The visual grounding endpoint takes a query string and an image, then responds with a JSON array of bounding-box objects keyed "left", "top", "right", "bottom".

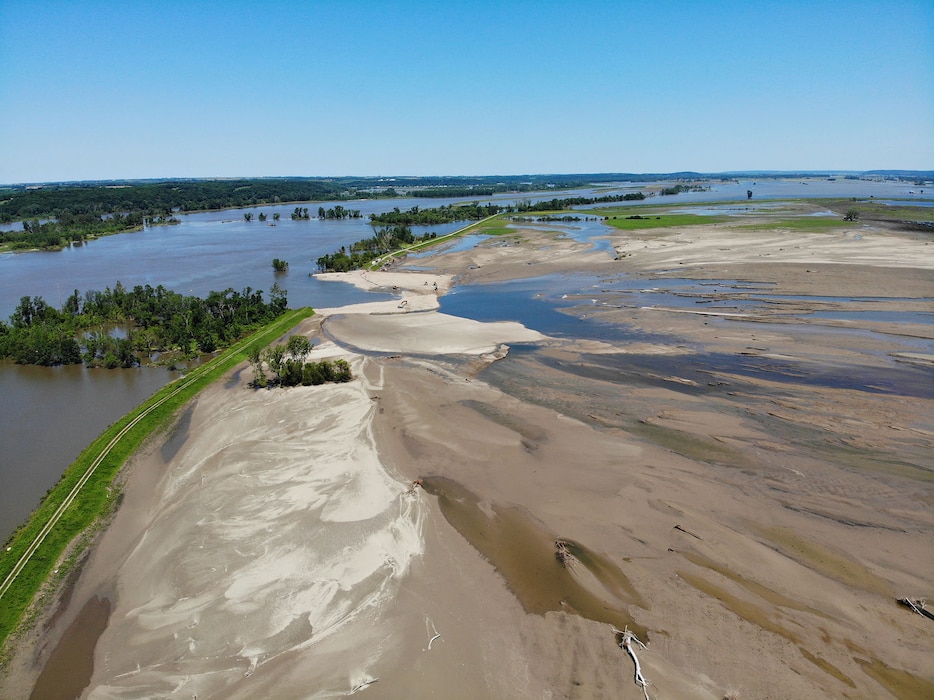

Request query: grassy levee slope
[{"left": 0, "top": 307, "right": 314, "bottom": 650}]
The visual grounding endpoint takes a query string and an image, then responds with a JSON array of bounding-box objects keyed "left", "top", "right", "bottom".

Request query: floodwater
[
  {"left": 0, "top": 363, "right": 171, "bottom": 540},
  {"left": 440, "top": 271, "right": 934, "bottom": 400},
  {"left": 0, "top": 178, "right": 928, "bottom": 542},
  {"left": 0, "top": 186, "right": 590, "bottom": 541}
]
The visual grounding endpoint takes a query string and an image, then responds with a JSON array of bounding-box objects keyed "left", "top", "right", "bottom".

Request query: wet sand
[{"left": 3, "top": 212, "right": 933, "bottom": 699}]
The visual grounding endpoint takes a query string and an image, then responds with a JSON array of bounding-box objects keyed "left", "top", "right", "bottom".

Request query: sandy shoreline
[{"left": 3, "top": 214, "right": 933, "bottom": 698}]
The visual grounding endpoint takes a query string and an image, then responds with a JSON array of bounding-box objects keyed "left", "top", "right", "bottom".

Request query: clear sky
[{"left": 1, "top": 0, "right": 931, "bottom": 183}]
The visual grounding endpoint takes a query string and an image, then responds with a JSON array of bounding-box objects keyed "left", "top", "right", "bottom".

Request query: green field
[
  {"left": 598, "top": 212, "right": 728, "bottom": 230},
  {"left": 0, "top": 308, "right": 314, "bottom": 650},
  {"left": 739, "top": 217, "right": 852, "bottom": 232},
  {"left": 815, "top": 198, "right": 934, "bottom": 223}
]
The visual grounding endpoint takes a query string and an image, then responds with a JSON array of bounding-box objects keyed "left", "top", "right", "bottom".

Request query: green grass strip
[
  {"left": 0, "top": 308, "right": 313, "bottom": 648},
  {"left": 738, "top": 218, "right": 850, "bottom": 231},
  {"left": 599, "top": 213, "right": 728, "bottom": 230}
]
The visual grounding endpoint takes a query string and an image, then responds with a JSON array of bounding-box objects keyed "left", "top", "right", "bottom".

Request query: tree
[
  {"left": 273, "top": 212, "right": 280, "bottom": 221},
  {"left": 280, "top": 358, "right": 304, "bottom": 386},
  {"left": 272, "top": 258, "right": 289, "bottom": 272},
  {"left": 747, "top": 190, "right": 753, "bottom": 200},
  {"left": 843, "top": 209, "right": 860, "bottom": 222},
  {"left": 269, "top": 282, "right": 288, "bottom": 313},
  {"left": 247, "top": 345, "right": 266, "bottom": 387},
  {"left": 263, "top": 344, "right": 286, "bottom": 382},
  {"left": 333, "top": 358, "right": 352, "bottom": 382},
  {"left": 287, "top": 334, "right": 311, "bottom": 362},
  {"left": 258, "top": 212, "right": 267, "bottom": 222},
  {"left": 64, "top": 289, "right": 81, "bottom": 316},
  {"left": 244, "top": 212, "right": 253, "bottom": 222}
]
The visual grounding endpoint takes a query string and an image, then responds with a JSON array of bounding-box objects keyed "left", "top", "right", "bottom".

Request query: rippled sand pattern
[{"left": 89, "top": 353, "right": 424, "bottom": 698}]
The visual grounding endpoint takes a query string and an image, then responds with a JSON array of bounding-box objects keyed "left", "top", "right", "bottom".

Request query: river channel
[{"left": 0, "top": 178, "right": 927, "bottom": 541}]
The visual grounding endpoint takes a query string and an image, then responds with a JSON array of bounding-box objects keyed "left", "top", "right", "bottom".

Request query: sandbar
[{"left": 3, "top": 211, "right": 933, "bottom": 699}]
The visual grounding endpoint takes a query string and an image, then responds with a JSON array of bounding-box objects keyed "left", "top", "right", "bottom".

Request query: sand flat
[{"left": 4, "top": 214, "right": 933, "bottom": 699}]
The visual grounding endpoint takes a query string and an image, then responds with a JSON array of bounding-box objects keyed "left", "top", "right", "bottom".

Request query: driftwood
[
  {"left": 554, "top": 539, "right": 573, "bottom": 565},
  {"left": 898, "top": 597, "right": 934, "bottom": 621},
  {"left": 614, "top": 626, "right": 651, "bottom": 700},
  {"left": 673, "top": 524, "right": 702, "bottom": 540},
  {"left": 351, "top": 678, "right": 379, "bottom": 693}
]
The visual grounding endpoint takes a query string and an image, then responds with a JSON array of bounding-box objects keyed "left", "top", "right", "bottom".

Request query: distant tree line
[
  {"left": 369, "top": 202, "right": 507, "bottom": 226},
  {"left": 515, "top": 192, "right": 646, "bottom": 211},
  {"left": 659, "top": 184, "right": 710, "bottom": 196},
  {"left": 0, "top": 176, "right": 665, "bottom": 225},
  {"left": 0, "top": 283, "right": 288, "bottom": 367},
  {"left": 0, "top": 211, "right": 179, "bottom": 250},
  {"left": 316, "top": 225, "right": 438, "bottom": 272},
  {"left": 0, "top": 179, "right": 376, "bottom": 223},
  {"left": 17, "top": 171, "right": 912, "bottom": 224},
  {"left": 248, "top": 334, "right": 352, "bottom": 388},
  {"left": 410, "top": 184, "right": 536, "bottom": 198}
]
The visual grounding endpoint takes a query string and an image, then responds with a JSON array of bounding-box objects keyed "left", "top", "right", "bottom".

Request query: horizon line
[{"left": 3, "top": 168, "right": 932, "bottom": 188}]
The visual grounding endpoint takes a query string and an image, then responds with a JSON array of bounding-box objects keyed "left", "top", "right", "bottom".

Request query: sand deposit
[{"left": 4, "top": 212, "right": 933, "bottom": 699}]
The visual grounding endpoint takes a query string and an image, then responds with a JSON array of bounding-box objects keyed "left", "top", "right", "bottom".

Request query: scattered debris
[
  {"left": 428, "top": 633, "right": 442, "bottom": 650},
  {"left": 554, "top": 539, "right": 573, "bottom": 565},
  {"left": 614, "top": 626, "right": 651, "bottom": 700},
  {"left": 673, "top": 524, "right": 702, "bottom": 540},
  {"left": 351, "top": 678, "right": 379, "bottom": 693},
  {"left": 898, "top": 597, "right": 934, "bottom": 621}
]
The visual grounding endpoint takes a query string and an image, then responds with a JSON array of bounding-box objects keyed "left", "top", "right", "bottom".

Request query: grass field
[
  {"left": 739, "top": 217, "right": 852, "bottom": 231},
  {"left": 815, "top": 198, "right": 934, "bottom": 223},
  {"left": 598, "top": 212, "right": 728, "bottom": 230},
  {"left": 0, "top": 308, "right": 314, "bottom": 650}
]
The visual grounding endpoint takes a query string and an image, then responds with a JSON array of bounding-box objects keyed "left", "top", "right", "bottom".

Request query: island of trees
[
  {"left": 316, "top": 225, "right": 438, "bottom": 272},
  {"left": 247, "top": 334, "right": 352, "bottom": 388},
  {"left": 0, "top": 283, "right": 289, "bottom": 368}
]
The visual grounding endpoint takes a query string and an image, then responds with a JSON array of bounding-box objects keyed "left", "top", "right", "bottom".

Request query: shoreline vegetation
[
  {"left": 0, "top": 308, "right": 314, "bottom": 651},
  {"left": 0, "top": 283, "right": 289, "bottom": 368}
]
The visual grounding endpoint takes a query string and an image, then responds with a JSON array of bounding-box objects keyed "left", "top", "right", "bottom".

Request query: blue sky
[{"left": 1, "top": 0, "right": 931, "bottom": 183}]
